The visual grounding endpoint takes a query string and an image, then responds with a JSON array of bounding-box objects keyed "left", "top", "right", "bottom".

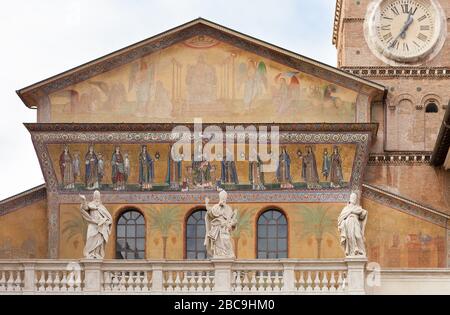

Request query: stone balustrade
[{"left": 0, "top": 259, "right": 367, "bottom": 295}]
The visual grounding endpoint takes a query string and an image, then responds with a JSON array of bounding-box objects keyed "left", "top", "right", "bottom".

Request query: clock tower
[{"left": 334, "top": 0, "right": 449, "bottom": 152}]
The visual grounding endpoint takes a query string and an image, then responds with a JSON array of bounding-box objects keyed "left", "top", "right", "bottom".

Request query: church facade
[{"left": 0, "top": 0, "right": 449, "bottom": 295}]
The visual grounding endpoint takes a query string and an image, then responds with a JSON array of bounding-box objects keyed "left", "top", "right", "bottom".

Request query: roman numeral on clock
[
  {"left": 402, "top": 4, "right": 418, "bottom": 15},
  {"left": 381, "top": 25, "right": 391, "bottom": 31},
  {"left": 403, "top": 43, "right": 409, "bottom": 51},
  {"left": 418, "top": 15, "right": 427, "bottom": 22},
  {"left": 417, "top": 33, "right": 428, "bottom": 42},
  {"left": 383, "top": 33, "right": 393, "bottom": 41},
  {"left": 391, "top": 6, "right": 400, "bottom": 15},
  {"left": 420, "top": 25, "right": 430, "bottom": 31}
]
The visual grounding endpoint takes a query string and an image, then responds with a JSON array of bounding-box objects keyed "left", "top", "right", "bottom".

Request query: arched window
[
  {"left": 257, "top": 210, "right": 288, "bottom": 259},
  {"left": 116, "top": 210, "right": 145, "bottom": 259},
  {"left": 425, "top": 102, "right": 439, "bottom": 113},
  {"left": 186, "top": 210, "right": 207, "bottom": 260}
]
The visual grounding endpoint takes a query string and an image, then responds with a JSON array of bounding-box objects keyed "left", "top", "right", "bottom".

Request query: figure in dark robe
[
  {"left": 221, "top": 161, "right": 239, "bottom": 185},
  {"left": 330, "top": 146, "right": 344, "bottom": 188},
  {"left": 192, "top": 154, "right": 212, "bottom": 189},
  {"left": 59, "top": 145, "right": 75, "bottom": 190},
  {"left": 112, "top": 146, "right": 126, "bottom": 191},
  {"left": 276, "top": 147, "right": 294, "bottom": 189},
  {"left": 139, "top": 145, "right": 154, "bottom": 190},
  {"left": 249, "top": 150, "right": 265, "bottom": 190},
  {"left": 322, "top": 149, "right": 331, "bottom": 181},
  {"left": 166, "top": 145, "right": 182, "bottom": 190},
  {"left": 302, "top": 146, "right": 321, "bottom": 189},
  {"left": 85, "top": 145, "right": 99, "bottom": 190}
]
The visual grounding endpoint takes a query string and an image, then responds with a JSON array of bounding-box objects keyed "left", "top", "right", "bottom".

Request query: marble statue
[
  {"left": 204, "top": 190, "right": 237, "bottom": 259},
  {"left": 79, "top": 191, "right": 113, "bottom": 259},
  {"left": 338, "top": 192, "right": 368, "bottom": 257}
]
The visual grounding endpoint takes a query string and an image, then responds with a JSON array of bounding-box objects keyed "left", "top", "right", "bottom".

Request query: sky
[{"left": 0, "top": 0, "right": 337, "bottom": 200}]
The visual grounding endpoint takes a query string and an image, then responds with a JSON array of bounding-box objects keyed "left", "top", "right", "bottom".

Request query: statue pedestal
[
  {"left": 81, "top": 259, "right": 104, "bottom": 294},
  {"left": 345, "top": 256, "right": 368, "bottom": 295},
  {"left": 211, "top": 259, "right": 235, "bottom": 294}
]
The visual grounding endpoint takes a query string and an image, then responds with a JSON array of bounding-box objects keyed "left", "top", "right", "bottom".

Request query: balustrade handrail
[{"left": 0, "top": 258, "right": 367, "bottom": 295}]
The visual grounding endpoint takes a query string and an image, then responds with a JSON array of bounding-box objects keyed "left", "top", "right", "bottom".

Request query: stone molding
[
  {"left": 362, "top": 184, "right": 449, "bottom": 228},
  {"left": 0, "top": 185, "right": 46, "bottom": 217}
]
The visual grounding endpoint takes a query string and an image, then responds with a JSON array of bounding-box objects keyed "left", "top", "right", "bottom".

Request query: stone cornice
[
  {"left": 24, "top": 122, "right": 379, "bottom": 138},
  {"left": 341, "top": 67, "right": 450, "bottom": 78},
  {"left": 0, "top": 185, "right": 46, "bottom": 217},
  {"left": 362, "top": 184, "right": 449, "bottom": 228}
]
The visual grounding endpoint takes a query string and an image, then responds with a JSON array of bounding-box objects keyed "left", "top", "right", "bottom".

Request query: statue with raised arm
[
  {"left": 204, "top": 190, "right": 237, "bottom": 259},
  {"left": 338, "top": 192, "right": 368, "bottom": 257},
  {"left": 79, "top": 191, "right": 113, "bottom": 259}
]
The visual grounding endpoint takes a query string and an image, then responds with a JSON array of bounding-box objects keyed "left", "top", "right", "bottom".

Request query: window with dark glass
[
  {"left": 116, "top": 210, "right": 145, "bottom": 259},
  {"left": 257, "top": 210, "right": 288, "bottom": 259},
  {"left": 186, "top": 210, "right": 207, "bottom": 260},
  {"left": 425, "top": 102, "right": 439, "bottom": 113}
]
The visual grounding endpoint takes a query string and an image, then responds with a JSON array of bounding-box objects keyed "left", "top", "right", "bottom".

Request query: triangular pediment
[{"left": 18, "top": 18, "right": 385, "bottom": 123}]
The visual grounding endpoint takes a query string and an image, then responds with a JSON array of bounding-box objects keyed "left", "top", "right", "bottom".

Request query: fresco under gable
[{"left": 47, "top": 35, "right": 358, "bottom": 123}]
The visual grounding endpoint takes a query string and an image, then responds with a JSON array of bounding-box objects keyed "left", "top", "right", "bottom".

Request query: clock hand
[
  {"left": 388, "top": 13, "right": 414, "bottom": 49},
  {"left": 400, "top": 13, "right": 414, "bottom": 39}
]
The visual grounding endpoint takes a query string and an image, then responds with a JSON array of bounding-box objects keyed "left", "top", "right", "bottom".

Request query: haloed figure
[
  {"left": 330, "top": 146, "right": 344, "bottom": 188},
  {"left": 85, "top": 145, "right": 99, "bottom": 190},
  {"left": 112, "top": 146, "right": 126, "bottom": 191},
  {"left": 139, "top": 145, "right": 155, "bottom": 190},
  {"left": 249, "top": 148, "right": 265, "bottom": 190},
  {"left": 302, "top": 146, "right": 321, "bottom": 189},
  {"left": 59, "top": 145, "right": 75, "bottom": 189},
  {"left": 276, "top": 147, "right": 294, "bottom": 189},
  {"left": 322, "top": 149, "right": 331, "bottom": 181},
  {"left": 97, "top": 153, "right": 105, "bottom": 187}
]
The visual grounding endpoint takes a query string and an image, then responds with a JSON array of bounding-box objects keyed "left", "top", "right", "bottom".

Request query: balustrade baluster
[
  {"left": 166, "top": 272, "right": 174, "bottom": 293},
  {"left": 126, "top": 272, "right": 135, "bottom": 293},
  {"left": 53, "top": 272, "right": 61, "bottom": 293},
  {"left": 329, "top": 272, "right": 337, "bottom": 293},
  {"left": 297, "top": 271, "right": 305, "bottom": 292},
  {"left": 0, "top": 271, "right": 6, "bottom": 292},
  {"left": 60, "top": 272, "right": 68, "bottom": 292},
  {"left": 306, "top": 271, "right": 313, "bottom": 293},
  {"left": 38, "top": 272, "right": 46, "bottom": 292}
]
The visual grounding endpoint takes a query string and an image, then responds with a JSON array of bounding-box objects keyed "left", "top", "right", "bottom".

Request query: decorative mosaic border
[
  {"left": 368, "top": 152, "right": 433, "bottom": 166},
  {"left": 362, "top": 184, "right": 450, "bottom": 228},
  {"left": 342, "top": 67, "right": 450, "bottom": 78},
  {"left": 28, "top": 128, "right": 373, "bottom": 197},
  {"left": 0, "top": 185, "right": 46, "bottom": 217}
]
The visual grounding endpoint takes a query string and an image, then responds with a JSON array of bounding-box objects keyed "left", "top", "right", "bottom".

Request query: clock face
[{"left": 366, "top": 0, "right": 445, "bottom": 63}]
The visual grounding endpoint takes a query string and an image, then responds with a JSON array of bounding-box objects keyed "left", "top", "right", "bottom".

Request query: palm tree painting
[
  {"left": 297, "top": 206, "right": 337, "bottom": 259},
  {"left": 148, "top": 207, "right": 181, "bottom": 259},
  {"left": 231, "top": 207, "right": 255, "bottom": 257},
  {"left": 62, "top": 212, "right": 88, "bottom": 249}
]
